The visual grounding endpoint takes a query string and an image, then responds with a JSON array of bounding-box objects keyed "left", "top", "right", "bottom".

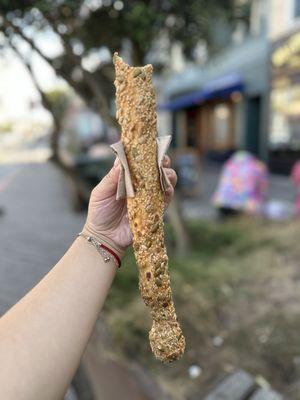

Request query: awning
[{"left": 160, "top": 72, "right": 244, "bottom": 111}]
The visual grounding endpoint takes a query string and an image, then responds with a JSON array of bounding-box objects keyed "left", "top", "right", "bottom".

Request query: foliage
[
  {"left": 0, "top": 121, "right": 13, "bottom": 133},
  {"left": 104, "top": 218, "right": 300, "bottom": 399},
  {"left": 0, "top": 0, "right": 250, "bottom": 123},
  {"left": 1, "top": 1, "right": 240, "bottom": 58},
  {"left": 106, "top": 217, "right": 267, "bottom": 310},
  {"left": 44, "top": 88, "right": 72, "bottom": 122}
]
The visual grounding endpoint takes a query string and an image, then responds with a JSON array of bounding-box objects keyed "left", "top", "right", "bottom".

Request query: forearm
[{"left": 0, "top": 236, "right": 117, "bottom": 400}]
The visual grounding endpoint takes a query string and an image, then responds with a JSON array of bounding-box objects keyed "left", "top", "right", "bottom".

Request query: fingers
[
  {"left": 92, "top": 155, "right": 176, "bottom": 204},
  {"left": 162, "top": 155, "right": 177, "bottom": 192},
  {"left": 162, "top": 154, "right": 177, "bottom": 206},
  {"left": 164, "top": 168, "right": 177, "bottom": 206},
  {"left": 164, "top": 184, "right": 174, "bottom": 206},
  {"left": 162, "top": 155, "right": 171, "bottom": 168},
  {"left": 92, "top": 161, "right": 121, "bottom": 200},
  {"left": 164, "top": 168, "right": 177, "bottom": 188}
]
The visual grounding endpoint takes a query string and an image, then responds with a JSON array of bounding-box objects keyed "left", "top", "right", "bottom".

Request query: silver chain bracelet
[{"left": 78, "top": 232, "right": 121, "bottom": 268}]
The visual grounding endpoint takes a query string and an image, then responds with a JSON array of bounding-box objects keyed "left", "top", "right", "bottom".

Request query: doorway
[{"left": 245, "top": 96, "right": 261, "bottom": 156}]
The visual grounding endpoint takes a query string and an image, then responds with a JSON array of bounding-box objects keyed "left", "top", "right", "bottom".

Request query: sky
[{"left": 0, "top": 29, "right": 66, "bottom": 125}]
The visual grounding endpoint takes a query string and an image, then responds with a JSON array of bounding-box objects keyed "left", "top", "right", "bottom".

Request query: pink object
[
  {"left": 213, "top": 151, "right": 268, "bottom": 214},
  {"left": 291, "top": 160, "right": 300, "bottom": 215}
]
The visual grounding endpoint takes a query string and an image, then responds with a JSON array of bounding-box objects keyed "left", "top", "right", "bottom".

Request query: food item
[{"left": 113, "top": 53, "right": 185, "bottom": 362}]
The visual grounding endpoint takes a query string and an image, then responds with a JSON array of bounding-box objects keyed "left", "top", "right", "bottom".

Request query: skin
[{"left": 0, "top": 155, "right": 176, "bottom": 400}]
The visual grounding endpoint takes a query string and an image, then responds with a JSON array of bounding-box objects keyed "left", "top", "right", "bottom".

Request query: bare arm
[
  {"left": 0, "top": 237, "right": 117, "bottom": 400},
  {"left": 0, "top": 156, "right": 176, "bottom": 400}
]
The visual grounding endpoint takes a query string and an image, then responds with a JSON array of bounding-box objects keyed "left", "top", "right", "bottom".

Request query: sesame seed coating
[{"left": 113, "top": 53, "right": 185, "bottom": 362}]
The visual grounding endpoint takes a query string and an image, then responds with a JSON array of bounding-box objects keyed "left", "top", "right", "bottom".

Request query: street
[
  {"left": 0, "top": 162, "right": 84, "bottom": 315},
  {"left": 181, "top": 161, "right": 296, "bottom": 220}
]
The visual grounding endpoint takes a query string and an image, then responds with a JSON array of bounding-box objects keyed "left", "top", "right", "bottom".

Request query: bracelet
[{"left": 78, "top": 232, "right": 121, "bottom": 268}]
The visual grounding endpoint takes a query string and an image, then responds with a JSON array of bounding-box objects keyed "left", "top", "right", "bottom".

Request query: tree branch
[
  {"left": 2, "top": 17, "right": 57, "bottom": 69},
  {"left": 41, "top": 15, "right": 116, "bottom": 124},
  {"left": 4, "top": 33, "right": 63, "bottom": 158},
  {"left": 1, "top": 16, "right": 115, "bottom": 125},
  {"left": 6, "top": 38, "right": 58, "bottom": 127}
]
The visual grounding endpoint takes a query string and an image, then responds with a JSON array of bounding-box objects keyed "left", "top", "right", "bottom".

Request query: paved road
[
  {"left": 0, "top": 162, "right": 85, "bottom": 315},
  {"left": 182, "top": 162, "right": 296, "bottom": 220}
]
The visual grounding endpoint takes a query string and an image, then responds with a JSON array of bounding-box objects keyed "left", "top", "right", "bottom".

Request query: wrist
[{"left": 82, "top": 224, "right": 126, "bottom": 260}]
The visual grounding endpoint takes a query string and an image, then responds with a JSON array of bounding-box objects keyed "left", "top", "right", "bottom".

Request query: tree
[
  {"left": 43, "top": 88, "right": 72, "bottom": 158},
  {"left": 0, "top": 0, "right": 250, "bottom": 253},
  {"left": 4, "top": 36, "right": 71, "bottom": 158},
  {"left": 0, "top": 1, "right": 246, "bottom": 131}
]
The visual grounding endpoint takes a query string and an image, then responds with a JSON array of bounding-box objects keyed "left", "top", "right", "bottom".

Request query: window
[
  {"left": 213, "top": 104, "right": 231, "bottom": 147},
  {"left": 270, "top": 82, "right": 300, "bottom": 148},
  {"left": 295, "top": 0, "right": 300, "bottom": 18}
]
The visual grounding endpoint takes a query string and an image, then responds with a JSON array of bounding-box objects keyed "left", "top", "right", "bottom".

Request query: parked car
[{"left": 58, "top": 105, "right": 115, "bottom": 210}]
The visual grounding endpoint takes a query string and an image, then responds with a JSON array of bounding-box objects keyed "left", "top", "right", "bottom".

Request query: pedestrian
[
  {"left": 0, "top": 156, "right": 177, "bottom": 400},
  {"left": 291, "top": 160, "right": 300, "bottom": 216},
  {"left": 212, "top": 150, "right": 268, "bottom": 218}
]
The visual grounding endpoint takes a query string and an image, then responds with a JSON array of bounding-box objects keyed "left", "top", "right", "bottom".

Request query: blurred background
[{"left": 1, "top": 0, "right": 300, "bottom": 399}]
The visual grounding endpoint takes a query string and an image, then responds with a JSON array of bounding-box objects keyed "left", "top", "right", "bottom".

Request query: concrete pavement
[
  {"left": 0, "top": 162, "right": 84, "bottom": 315},
  {"left": 181, "top": 162, "right": 296, "bottom": 220}
]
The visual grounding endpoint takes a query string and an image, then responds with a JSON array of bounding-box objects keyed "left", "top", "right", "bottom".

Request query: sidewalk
[
  {"left": 0, "top": 162, "right": 84, "bottom": 315},
  {"left": 181, "top": 162, "right": 296, "bottom": 220}
]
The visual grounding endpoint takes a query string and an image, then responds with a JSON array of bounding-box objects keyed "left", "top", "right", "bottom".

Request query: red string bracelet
[
  {"left": 100, "top": 242, "right": 122, "bottom": 268},
  {"left": 78, "top": 233, "right": 121, "bottom": 268}
]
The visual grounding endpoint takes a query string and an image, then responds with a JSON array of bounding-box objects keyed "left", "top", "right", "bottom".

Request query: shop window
[
  {"left": 295, "top": 0, "right": 300, "bottom": 18},
  {"left": 213, "top": 104, "right": 231, "bottom": 148},
  {"left": 186, "top": 108, "right": 199, "bottom": 148},
  {"left": 270, "top": 83, "right": 300, "bottom": 148}
]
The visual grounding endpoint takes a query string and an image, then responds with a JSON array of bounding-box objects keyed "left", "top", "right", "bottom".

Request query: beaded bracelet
[{"left": 78, "top": 232, "right": 121, "bottom": 268}]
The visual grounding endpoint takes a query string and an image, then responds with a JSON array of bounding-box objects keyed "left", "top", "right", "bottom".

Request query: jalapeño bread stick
[{"left": 113, "top": 53, "right": 185, "bottom": 362}]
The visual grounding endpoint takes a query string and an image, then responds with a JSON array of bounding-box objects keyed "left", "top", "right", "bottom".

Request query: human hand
[{"left": 83, "top": 155, "right": 177, "bottom": 256}]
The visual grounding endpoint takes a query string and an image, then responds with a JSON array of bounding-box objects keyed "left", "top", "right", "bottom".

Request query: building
[
  {"left": 268, "top": 0, "right": 300, "bottom": 173},
  {"left": 161, "top": 38, "right": 269, "bottom": 161},
  {"left": 160, "top": 0, "right": 270, "bottom": 162},
  {"left": 268, "top": 0, "right": 300, "bottom": 40}
]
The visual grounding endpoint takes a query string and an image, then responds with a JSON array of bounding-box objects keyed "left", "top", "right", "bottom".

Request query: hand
[{"left": 83, "top": 155, "right": 177, "bottom": 254}]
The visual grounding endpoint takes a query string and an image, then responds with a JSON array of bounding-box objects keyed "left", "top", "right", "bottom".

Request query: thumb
[{"left": 93, "top": 162, "right": 121, "bottom": 200}]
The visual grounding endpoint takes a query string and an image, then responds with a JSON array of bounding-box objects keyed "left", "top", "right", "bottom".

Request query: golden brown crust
[{"left": 113, "top": 53, "right": 185, "bottom": 362}]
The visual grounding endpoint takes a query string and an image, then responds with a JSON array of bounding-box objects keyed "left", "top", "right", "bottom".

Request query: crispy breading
[{"left": 113, "top": 53, "right": 185, "bottom": 362}]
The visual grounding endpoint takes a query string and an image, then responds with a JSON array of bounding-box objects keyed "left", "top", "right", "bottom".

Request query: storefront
[
  {"left": 185, "top": 101, "right": 237, "bottom": 155},
  {"left": 162, "top": 73, "right": 244, "bottom": 161},
  {"left": 161, "top": 37, "right": 269, "bottom": 162},
  {"left": 185, "top": 95, "right": 241, "bottom": 161},
  {"left": 269, "top": 29, "right": 300, "bottom": 174}
]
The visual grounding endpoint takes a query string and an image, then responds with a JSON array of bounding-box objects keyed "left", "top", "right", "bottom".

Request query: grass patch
[
  {"left": 104, "top": 249, "right": 138, "bottom": 310},
  {"left": 103, "top": 218, "right": 300, "bottom": 399}
]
